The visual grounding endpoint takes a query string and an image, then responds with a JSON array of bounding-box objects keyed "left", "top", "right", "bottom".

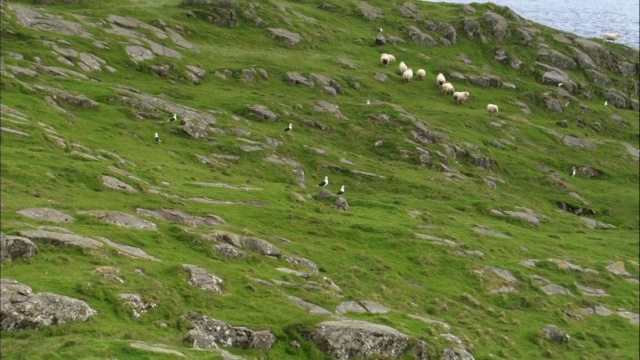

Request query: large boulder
[
  {"left": 268, "top": 28, "right": 302, "bottom": 47},
  {"left": 443, "top": 347, "right": 475, "bottom": 360},
  {"left": 398, "top": 3, "right": 420, "bottom": 19},
  {"left": 584, "top": 69, "right": 612, "bottom": 87},
  {"left": 1, "top": 279, "right": 96, "bottom": 331},
  {"left": 405, "top": 26, "right": 438, "bottom": 46},
  {"left": 135, "top": 208, "right": 224, "bottom": 227},
  {"left": 185, "top": 312, "right": 276, "bottom": 350},
  {"left": 603, "top": 88, "right": 628, "bottom": 109},
  {"left": 573, "top": 38, "right": 615, "bottom": 71},
  {"left": 358, "top": 1, "right": 383, "bottom": 20},
  {"left": 542, "top": 324, "right": 570, "bottom": 344},
  {"left": 16, "top": 208, "right": 75, "bottom": 223},
  {"left": 283, "top": 72, "right": 314, "bottom": 87},
  {"left": 247, "top": 104, "right": 278, "bottom": 121},
  {"left": 18, "top": 230, "right": 103, "bottom": 249},
  {"left": 571, "top": 47, "right": 597, "bottom": 69},
  {"left": 537, "top": 48, "right": 577, "bottom": 69},
  {"left": 182, "top": 264, "right": 224, "bottom": 294},
  {"left": 309, "top": 320, "right": 409, "bottom": 359},
  {"left": 483, "top": 11, "right": 509, "bottom": 41},
  {"left": 77, "top": 210, "right": 157, "bottom": 231},
  {"left": 1, "top": 234, "right": 38, "bottom": 264}
]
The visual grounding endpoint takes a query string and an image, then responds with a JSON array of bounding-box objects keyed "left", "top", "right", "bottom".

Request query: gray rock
[
  {"left": 310, "top": 320, "right": 408, "bottom": 360},
  {"left": 268, "top": 28, "right": 302, "bottom": 47},
  {"left": 182, "top": 264, "right": 224, "bottom": 294},
  {"left": 125, "top": 45, "right": 155, "bottom": 62},
  {"left": 405, "top": 26, "right": 438, "bottom": 46},
  {"left": 247, "top": 104, "right": 278, "bottom": 121},
  {"left": 472, "top": 226, "right": 510, "bottom": 238},
  {"left": 573, "top": 38, "right": 614, "bottom": 71},
  {"left": 374, "top": 72, "right": 388, "bottom": 82},
  {"left": 284, "top": 255, "right": 318, "bottom": 275},
  {"left": 474, "top": 266, "right": 518, "bottom": 283},
  {"left": 317, "top": 189, "right": 334, "bottom": 200},
  {"left": 1, "top": 279, "right": 97, "bottom": 331},
  {"left": 540, "top": 284, "right": 573, "bottom": 296},
  {"left": 358, "top": 1, "right": 383, "bottom": 20},
  {"left": 283, "top": 72, "right": 314, "bottom": 87},
  {"left": 537, "top": 48, "right": 577, "bottom": 69},
  {"left": 102, "top": 175, "right": 137, "bottom": 192},
  {"left": 186, "top": 312, "right": 276, "bottom": 350},
  {"left": 571, "top": 47, "right": 597, "bottom": 69},
  {"left": 77, "top": 210, "right": 157, "bottom": 231},
  {"left": 617, "top": 310, "right": 639, "bottom": 325},
  {"left": 491, "top": 207, "right": 544, "bottom": 227},
  {"left": 337, "top": 58, "right": 358, "bottom": 70},
  {"left": 288, "top": 296, "right": 333, "bottom": 316},
  {"left": 467, "top": 75, "right": 501, "bottom": 88},
  {"left": 606, "top": 261, "right": 631, "bottom": 277},
  {"left": 96, "top": 237, "right": 160, "bottom": 261},
  {"left": 213, "top": 244, "right": 247, "bottom": 258},
  {"left": 186, "top": 65, "right": 206, "bottom": 84},
  {"left": 18, "top": 230, "right": 103, "bottom": 249},
  {"left": 38, "top": 86, "right": 99, "bottom": 109},
  {"left": 16, "top": 208, "right": 75, "bottom": 223},
  {"left": 462, "top": 18, "right": 482, "bottom": 40},
  {"left": 134, "top": 208, "right": 224, "bottom": 227},
  {"left": 398, "top": 3, "right": 420, "bottom": 19},
  {"left": 336, "top": 301, "right": 389, "bottom": 314},
  {"left": 333, "top": 197, "right": 349, "bottom": 211},
  {"left": 129, "top": 342, "right": 186, "bottom": 357},
  {"left": 562, "top": 136, "right": 596, "bottom": 149},
  {"left": 314, "top": 101, "right": 345, "bottom": 119},
  {"left": 581, "top": 217, "right": 616, "bottom": 229},
  {"left": 502, "top": 81, "right": 516, "bottom": 90},
  {"left": 577, "top": 285, "right": 608, "bottom": 297},
  {"left": 9, "top": 4, "right": 91, "bottom": 38},
  {"left": 542, "top": 324, "right": 570, "bottom": 344},
  {"left": 443, "top": 347, "right": 475, "bottom": 360},
  {"left": 0, "top": 234, "right": 38, "bottom": 264},
  {"left": 119, "top": 293, "right": 157, "bottom": 318},
  {"left": 375, "top": 33, "right": 386, "bottom": 45},
  {"left": 240, "top": 144, "right": 264, "bottom": 152},
  {"left": 483, "top": 11, "right": 509, "bottom": 41},
  {"left": 584, "top": 69, "right": 612, "bottom": 87},
  {"left": 603, "top": 88, "right": 627, "bottom": 109},
  {"left": 581, "top": 305, "right": 613, "bottom": 316}
]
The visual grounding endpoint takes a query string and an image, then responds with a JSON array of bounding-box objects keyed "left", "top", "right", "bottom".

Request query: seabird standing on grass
[
  {"left": 169, "top": 113, "right": 177, "bottom": 122},
  {"left": 570, "top": 166, "right": 577, "bottom": 177},
  {"left": 337, "top": 185, "right": 345, "bottom": 195},
  {"left": 366, "top": 99, "right": 371, "bottom": 105},
  {"left": 604, "top": 101, "right": 608, "bottom": 106},
  {"left": 284, "top": 123, "right": 292, "bottom": 132},
  {"left": 318, "top": 176, "right": 328, "bottom": 187},
  {"left": 378, "top": 28, "right": 383, "bottom": 33},
  {"left": 155, "top": 132, "right": 161, "bottom": 142}
]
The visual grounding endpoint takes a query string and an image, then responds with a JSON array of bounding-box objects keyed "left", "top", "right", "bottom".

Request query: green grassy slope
[{"left": 1, "top": 0, "right": 638, "bottom": 359}]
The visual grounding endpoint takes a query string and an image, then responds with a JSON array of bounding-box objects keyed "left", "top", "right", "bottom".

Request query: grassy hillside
[{"left": 1, "top": 0, "right": 638, "bottom": 359}]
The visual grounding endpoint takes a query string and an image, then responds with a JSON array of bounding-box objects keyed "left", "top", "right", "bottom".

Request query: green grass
[{"left": 1, "top": 0, "right": 639, "bottom": 359}]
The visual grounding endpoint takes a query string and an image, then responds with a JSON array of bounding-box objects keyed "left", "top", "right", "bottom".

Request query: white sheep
[
  {"left": 487, "top": 103, "right": 499, "bottom": 115},
  {"left": 416, "top": 69, "right": 426, "bottom": 80},
  {"left": 402, "top": 68, "right": 413, "bottom": 83},
  {"left": 604, "top": 32, "right": 621, "bottom": 41},
  {"left": 453, "top": 91, "right": 470, "bottom": 104},
  {"left": 440, "top": 82, "right": 454, "bottom": 95},
  {"left": 399, "top": 61, "right": 408, "bottom": 74},
  {"left": 436, "top": 73, "right": 446, "bottom": 86},
  {"left": 380, "top": 53, "right": 396, "bottom": 67}
]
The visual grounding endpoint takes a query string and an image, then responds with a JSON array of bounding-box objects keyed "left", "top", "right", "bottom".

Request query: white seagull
[
  {"left": 604, "top": 101, "right": 608, "bottom": 106},
  {"left": 366, "top": 99, "right": 371, "bottom": 105},
  {"left": 318, "top": 176, "right": 328, "bottom": 187},
  {"left": 570, "top": 166, "right": 577, "bottom": 177},
  {"left": 284, "top": 123, "right": 292, "bottom": 132},
  {"left": 169, "top": 113, "right": 177, "bottom": 122},
  {"left": 558, "top": 83, "right": 563, "bottom": 88},
  {"left": 337, "top": 185, "right": 345, "bottom": 195},
  {"left": 378, "top": 28, "right": 383, "bottom": 33},
  {"left": 155, "top": 132, "right": 161, "bottom": 142}
]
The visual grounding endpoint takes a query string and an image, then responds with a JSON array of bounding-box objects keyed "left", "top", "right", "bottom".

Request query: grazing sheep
[
  {"left": 436, "top": 73, "right": 446, "bottom": 86},
  {"left": 487, "top": 104, "right": 499, "bottom": 115},
  {"left": 440, "top": 82, "right": 454, "bottom": 95},
  {"left": 380, "top": 53, "right": 396, "bottom": 67},
  {"left": 604, "top": 32, "right": 621, "bottom": 41},
  {"left": 399, "top": 61, "right": 408, "bottom": 74},
  {"left": 453, "top": 91, "right": 470, "bottom": 104},
  {"left": 416, "top": 69, "right": 426, "bottom": 80},
  {"left": 402, "top": 68, "right": 414, "bottom": 83}
]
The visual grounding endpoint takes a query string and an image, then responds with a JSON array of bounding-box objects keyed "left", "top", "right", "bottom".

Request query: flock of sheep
[{"left": 380, "top": 53, "right": 499, "bottom": 116}]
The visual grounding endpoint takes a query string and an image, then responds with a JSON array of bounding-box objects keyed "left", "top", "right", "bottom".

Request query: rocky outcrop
[
  {"left": 483, "top": 11, "right": 509, "bottom": 41},
  {"left": 283, "top": 72, "right": 314, "bottom": 87},
  {"left": 9, "top": 4, "right": 92, "bottom": 38},
  {"left": 185, "top": 312, "right": 276, "bottom": 350},
  {"left": 603, "top": 88, "right": 628, "bottom": 109},
  {"left": 542, "top": 324, "right": 570, "bottom": 344},
  {"left": 310, "top": 320, "right": 408, "bottom": 359},
  {"left": 16, "top": 208, "right": 75, "bottom": 223},
  {"left": 314, "top": 101, "right": 346, "bottom": 119},
  {"left": 490, "top": 207, "right": 545, "bottom": 227},
  {"left": 268, "top": 28, "right": 302, "bottom": 47},
  {"left": 102, "top": 175, "right": 137, "bottom": 192},
  {"left": 443, "top": 347, "right": 475, "bottom": 360},
  {"left": 247, "top": 105, "right": 278, "bottom": 122},
  {"left": 119, "top": 293, "right": 157, "bottom": 318},
  {"left": 1, "top": 279, "right": 96, "bottom": 331},
  {"left": 405, "top": 26, "right": 438, "bottom": 46},
  {"left": 134, "top": 208, "right": 225, "bottom": 227},
  {"left": 18, "top": 230, "right": 103, "bottom": 249},
  {"left": 336, "top": 301, "right": 390, "bottom": 314},
  {"left": 537, "top": 48, "right": 577, "bottom": 69},
  {"left": 358, "top": 1, "right": 382, "bottom": 20},
  {"left": 1, "top": 234, "right": 39, "bottom": 264},
  {"left": 77, "top": 210, "right": 157, "bottom": 231},
  {"left": 182, "top": 264, "right": 224, "bottom": 294}
]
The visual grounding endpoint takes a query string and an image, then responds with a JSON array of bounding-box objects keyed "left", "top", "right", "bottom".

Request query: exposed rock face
[
  {"left": 97, "top": 237, "right": 160, "bottom": 261},
  {"left": 490, "top": 207, "right": 544, "bottom": 227},
  {"left": 102, "top": 175, "right": 137, "bottom": 192},
  {"left": 405, "top": 26, "right": 438, "bottom": 46},
  {"left": 135, "top": 208, "right": 224, "bottom": 227},
  {"left": 247, "top": 105, "right": 278, "bottom": 121},
  {"left": 336, "top": 301, "right": 390, "bottom": 314},
  {"left": 77, "top": 210, "right": 157, "bottom": 231},
  {"left": 185, "top": 312, "right": 276, "bottom": 350},
  {"left": 537, "top": 48, "right": 577, "bottom": 69},
  {"left": 310, "top": 320, "right": 408, "bottom": 359},
  {"left": 1, "top": 279, "right": 97, "bottom": 331},
  {"left": 284, "top": 72, "right": 314, "bottom": 87},
  {"left": 18, "top": 230, "right": 103, "bottom": 249},
  {"left": 268, "top": 28, "right": 302, "bottom": 47},
  {"left": 358, "top": 1, "right": 383, "bottom": 20},
  {"left": 483, "top": 11, "right": 508, "bottom": 41},
  {"left": 182, "top": 264, "right": 224, "bottom": 294},
  {"left": 606, "top": 261, "right": 631, "bottom": 277},
  {"left": 332, "top": 197, "right": 349, "bottom": 211},
  {"left": 9, "top": 4, "right": 92, "bottom": 38},
  {"left": 542, "top": 324, "right": 570, "bottom": 344},
  {"left": 288, "top": 296, "right": 333, "bottom": 316},
  {"left": 443, "top": 347, "right": 475, "bottom": 360},
  {"left": 562, "top": 136, "right": 596, "bottom": 149},
  {"left": 119, "top": 293, "right": 157, "bottom": 318},
  {"left": 1, "top": 234, "right": 39, "bottom": 264},
  {"left": 584, "top": 69, "right": 612, "bottom": 86},
  {"left": 398, "top": 3, "right": 420, "bottom": 19},
  {"left": 314, "top": 101, "right": 346, "bottom": 119},
  {"left": 16, "top": 208, "right": 75, "bottom": 223},
  {"left": 603, "top": 88, "right": 627, "bottom": 109},
  {"left": 317, "top": 189, "right": 334, "bottom": 200},
  {"left": 185, "top": 65, "right": 206, "bottom": 84}
]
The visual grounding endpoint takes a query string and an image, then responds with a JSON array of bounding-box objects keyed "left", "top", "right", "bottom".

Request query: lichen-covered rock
[
  {"left": 537, "top": 48, "right": 577, "bottom": 69},
  {"left": 102, "top": 175, "right": 137, "bottom": 192},
  {"left": 336, "top": 301, "right": 390, "bottom": 314},
  {"left": 603, "top": 88, "right": 627, "bottom": 109},
  {"left": 283, "top": 72, "right": 314, "bottom": 87},
  {"left": 443, "top": 347, "right": 475, "bottom": 360},
  {"left": 542, "top": 324, "right": 570, "bottom": 344},
  {"left": 1, "top": 279, "right": 96, "bottom": 331},
  {"left": 135, "top": 208, "right": 224, "bottom": 227},
  {"left": 405, "top": 26, "right": 438, "bottom": 46},
  {"left": 247, "top": 104, "right": 278, "bottom": 122},
  {"left": 268, "top": 28, "right": 302, "bottom": 47},
  {"left": 77, "top": 210, "right": 157, "bottom": 231},
  {"left": 186, "top": 312, "right": 276, "bottom": 350},
  {"left": 18, "top": 230, "right": 103, "bottom": 249},
  {"left": 310, "top": 320, "right": 408, "bottom": 360},
  {"left": 332, "top": 197, "right": 349, "bottom": 211},
  {"left": 182, "top": 264, "right": 224, "bottom": 294},
  {"left": 358, "top": 1, "right": 383, "bottom": 20},
  {"left": 16, "top": 208, "right": 75, "bottom": 223},
  {"left": 483, "top": 11, "right": 509, "bottom": 41},
  {"left": 1, "top": 234, "right": 38, "bottom": 264}
]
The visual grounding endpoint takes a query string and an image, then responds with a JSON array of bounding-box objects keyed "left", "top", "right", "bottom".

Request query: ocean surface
[{"left": 424, "top": 0, "right": 640, "bottom": 49}]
